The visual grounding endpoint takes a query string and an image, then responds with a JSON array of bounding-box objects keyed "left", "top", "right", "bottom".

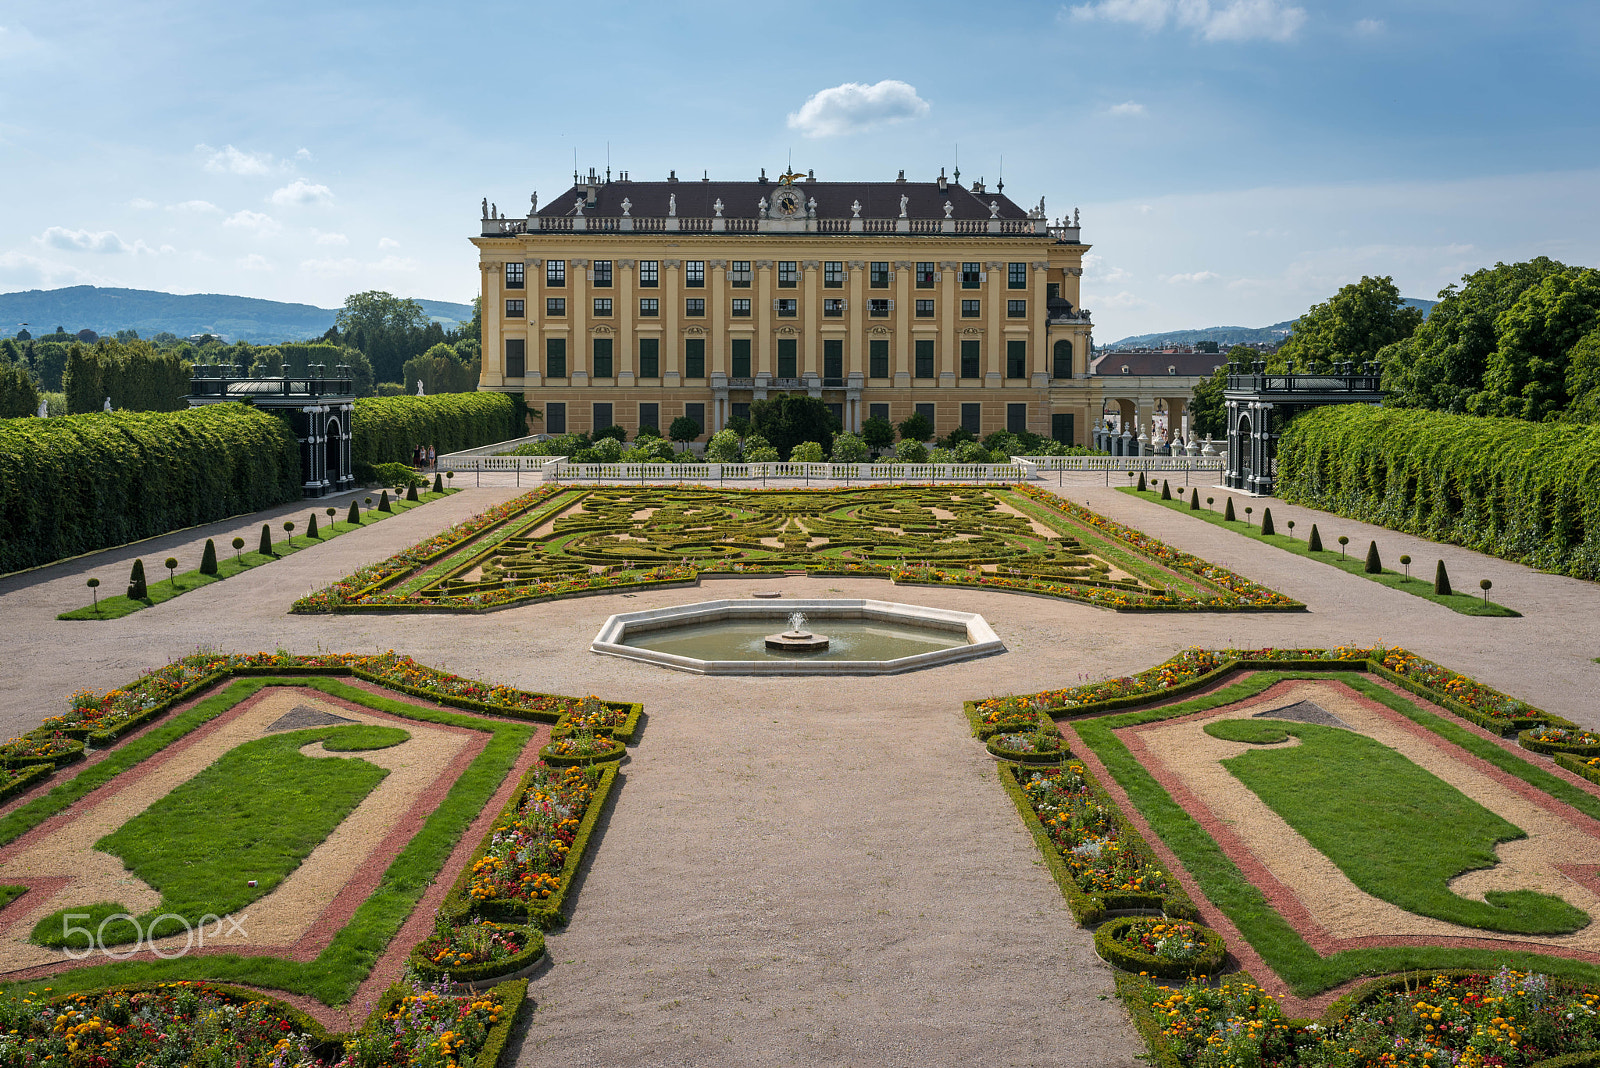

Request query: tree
[
  {"left": 790, "top": 440, "right": 825, "bottom": 462},
  {"left": 0, "top": 364, "right": 39, "bottom": 417},
  {"left": 402, "top": 342, "right": 477, "bottom": 395},
  {"left": 668, "top": 415, "right": 703, "bottom": 445},
  {"left": 706, "top": 427, "right": 742, "bottom": 462},
  {"left": 1564, "top": 326, "right": 1600, "bottom": 422},
  {"left": 1275, "top": 275, "right": 1422, "bottom": 371},
  {"left": 334, "top": 291, "right": 430, "bottom": 384},
  {"left": 1188, "top": 349, "right": 1250, "bottom": 439},
  {"left": 896, "top": 410, "right": 933, "bottom": 443},
  {"left": 829, "top": 431, "right": 869, "bottom": 463},
  {"left": 860, "top": 415, "right": 895, "bottom": 453},
  {"left": 1473, "top": 267, "right": 1600, "bottom": 421},
  {"left": 750, "top": 394, "right": 836, "bottom": 459},
  {"left": 895, "top": 439, "right": 929, "bottom": 463}
]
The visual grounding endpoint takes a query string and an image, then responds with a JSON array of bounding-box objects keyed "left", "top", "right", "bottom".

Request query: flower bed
[
  {"left": 0, "top": 730, "right": 84, "bottom": 768},
  {"left": 539, "top": 732, "right": 626, "bottom": 767},
  {"left": 408, "top": 916, "right": 545, "bottom": 986},
  {"left": 1143, "top": 967, "right": 1600, "bottom": 1067},
  {"left": 1001, "top": 761, "right": 1198, "bottom": 925},
  {"left": 551, "top": 694, "right": 644, "bottom": 744},
  {"left": 985, "top": 726, "right": 1068, "bottom": 764},
  {"left": 1557, "top": 754, "right": 1600, "bottom": 787},
  {"left": 1094, "top": 917, "right": 1226, "bottom": 980},
  {"left": 343, "top": 983, "right": 523, "bottom": 1067},
  {"left": 1521, "top": 725, "right": 1600, "bottom": 758}
]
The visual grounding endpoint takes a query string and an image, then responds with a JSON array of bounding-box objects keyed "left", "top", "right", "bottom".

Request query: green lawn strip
[
  {"left": 1208, "top": 718, "right": 1585, "bottom": 934},
  {"left": 1002, "top": 489, "right": 1214, "bottom": 596},
  {"left": 0, "top": 885, "right": 26, "bottom": 911},
  {"left": 31, "top": 724, "right": 409, "bottom": 948},
  {"left": 1117, "top": 486, "right": 1518, "bottom": 617},
  {"left": 391, "top": 488, "right": 584, "bottom": 597},
  {"left": 1, "top": 676, "right": 534, "bottom": 1006},
  {"left": 58, "top": 490, "right": 458, "bottom": 620},
  {"left": 1073, "top": 670, "right": 1600, "bottom": 996}
]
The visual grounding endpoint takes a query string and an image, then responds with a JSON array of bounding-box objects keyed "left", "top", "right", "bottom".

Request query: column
[
  {"left": 984, "top": 261, "right": 1002, "bottom": 389},
  {"left": 570, "top": 259, "right": 589, "bottom": 386},
  {"left": 618, "top": 261, "right": 635, "bottom": 385},
  {"left": 893, "top": 258, "right": 910, "bottom": 380},
  {"left": 710, "top": 262, "right": 726, "bottom": 376},
  {"left": 939, "top": 260, "right": 956, "bottom": 387},
  {"left": 848, "top": 260, "right": 865, "bottom": 381},
  {"left": 663, "top": 258, "right": 680, "bottom": 382},
  {"left": 802, "top": 261, "right": 819, "bottom": 379},
  {"left": 756, "top": 260, "right": 773, "bottom": 376},
  {"left": 481, "top": 263, "right": 503, "bottom": 387}
]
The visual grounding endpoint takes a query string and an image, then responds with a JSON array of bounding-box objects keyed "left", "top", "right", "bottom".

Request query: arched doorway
[
  {"left": 325, "top": 416, "right": 342, "bottom": 485},
  {"left": 1237, "top": 413, "right": 1253, "bottom": 484},
  {"left": 1052, "top": 339, "right": 1073, "bottom": 380}
]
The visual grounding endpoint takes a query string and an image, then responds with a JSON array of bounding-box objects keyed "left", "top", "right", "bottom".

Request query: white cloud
[
  {"left": 223, "top": 209, "right": 281, "bottom": 235},
  {"left": 1069, "top": 0, "right": 1306, "bottom": 42},
  {"left": 167, "top": 199, "right": 221, "bottom": 214},
  {"left": 128, "top": 198, "right": 157, "bottom": 210},
  {"left": 197, "top": 143, "right": 277, "bottom": 176},
  {"left": 371, "top": 255, "right": 418, "bottom": 272},
  {"left": 377, "top": 237, "right": 400, "bottom": 249},
  {"left": 300, "top": 254, "right": 418, "bottom": 277},
  {"left": 786, "top": 80, "right": 930, "bottom": 138},
  {"left": 37, "top": 227, "right": 158, "bottom": 255},
  {"left": 312, "top": 230, "right": 348, "bottom": 246},
  {"left": 1164, "top": 270, "right": 1221, "bottom": 283},
  {"left": 269, "top": 179, "right": 333, "bottom": 206},
  {"left": 1084, "top": 253, "right": 1134, "bottom": 283},
  {"left": 1106, "top": 101, "right": 1147, "bottom": 117},
  {"left": 0, "top": 250, "right": 107, "bottom": 288},
  {"left": 1098, "top": 290, "right": 1154, "bottom": 309},
  {"left": 294, "top": 147, "right": 313, "bottom": 161},
  {"left": 238, "top": 253, "right": 273, "bottom": 271},
  {"left": 1354, "top": 17, "right": 1383, "bottom": 35}
]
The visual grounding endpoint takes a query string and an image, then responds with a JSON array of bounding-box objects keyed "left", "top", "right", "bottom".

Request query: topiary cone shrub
[
  {"left": 1136, "top": 471, "right": 1147, "bottom": 492},
  {"left": 1189, "top": 488, "right": 1200, "bottom": 510},
  {"left": 432, "top": 472, "right": 444, "bottom": 493},
  {"left": 378, "top": 490, "right": 392, "bottom": 513},
  {"left": 127, "top": 558, "right": 147, "bottom": 600},
  {"left": 406, "top": 484, "right": 419, "bottom": 502},
  {"left": 199, "top": 538, "right": 218, "bottom": 576},
  {"left": 307, "top": 512, "right": 319, "bottom": 539},
  {"left": 259, "top": 523, "right": 273, "bottom": 557},
  {"left": 1224, "top": 497, "right": 1236, "bottom": 522},
  {"left": 347, "top": 499, "right": 360, "bottom": 524},
  {"left": 1365, "top": 540, "right": 1382, "bottom": 574},
  {"left": 1308, "top": 524, "right": 1323, "bottom": 552},
  {"left": 1260, "top": 507, "right": 1274, "bottom": 536},
  {"left": 1160, "top": 480, "right": 1171, "bottom": 500},
  {"left": 1435, "top": 559, "right": 1452, "bottom": 596}
]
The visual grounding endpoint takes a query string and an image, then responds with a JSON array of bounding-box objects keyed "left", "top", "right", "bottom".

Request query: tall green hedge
[
  {"left": 350, "top": 393, "right": 517, "bottom": 476},
  {"left": 0, "top": 404, "right": 300, "bottom": 573},
  {"left": 1277, "top": 405, "right": 1600, "bottom": 579}
]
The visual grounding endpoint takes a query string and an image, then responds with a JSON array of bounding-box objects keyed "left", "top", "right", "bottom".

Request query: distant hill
[
  {"left": 1104, "top": 297, "right": 1437, "bottom": 351},
  {"left": 0, "top": 286, "right": 475, "bottom": 344}
]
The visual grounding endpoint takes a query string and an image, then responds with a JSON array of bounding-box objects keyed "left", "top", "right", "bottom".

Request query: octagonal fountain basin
[{"left": 591, "top": 599, "right": 1005, "bottom": 676}]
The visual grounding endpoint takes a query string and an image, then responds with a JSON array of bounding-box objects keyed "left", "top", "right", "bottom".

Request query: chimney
[
  {"left": 584, "top": 167, "right": 599, "bottom": 204},
  {"left": 668, "top": 169, "right": 678, "bottom": 183},
  {"left": 895, "top": 169, "right": 907, "bottom": 183},
  {"left": 937, "top": 167, "right": 947, "bottom": 192}
]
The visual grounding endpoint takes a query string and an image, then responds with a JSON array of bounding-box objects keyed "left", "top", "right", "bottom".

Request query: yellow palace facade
[{"left": 473, "top": 167, "right": 1097, "bottom": 444}]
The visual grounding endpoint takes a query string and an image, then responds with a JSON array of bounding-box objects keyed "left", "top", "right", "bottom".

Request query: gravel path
[{"left": 3, "top": 477, "right": 1599, "bottom": 1065}]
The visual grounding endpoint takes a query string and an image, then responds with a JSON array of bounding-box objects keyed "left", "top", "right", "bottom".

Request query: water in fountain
[{"left": 788, "top": 612, "right": 809, "bottom": 636}]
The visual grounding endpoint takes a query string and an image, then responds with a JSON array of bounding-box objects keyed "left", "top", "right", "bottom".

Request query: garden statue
[
  {"left": 529, "top": 191, "right": 538, "bottom": 213},
  {"left": 899, "top": 194, "right": 909, "bottom": 218},
  {"left": 36, "top": 400, "right": 47, "bottom": 418},
  {"left": 103, "top": 396, "right": 112, "bottom": 412},
  {"left": 416, "top": 379, "right": 425, "bottom": 396},
  {"left": 668, "top": 193, "right": 677, "bottom": 217}
]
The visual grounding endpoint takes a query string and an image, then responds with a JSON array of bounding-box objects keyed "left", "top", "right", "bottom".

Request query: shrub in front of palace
[{"left": 351, "top": 392, "right": 518, "bottom": 479}]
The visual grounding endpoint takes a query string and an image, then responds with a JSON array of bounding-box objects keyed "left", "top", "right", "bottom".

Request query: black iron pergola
[{"left": 1223, "top": 360, "right": 1383, "bottom": 495}]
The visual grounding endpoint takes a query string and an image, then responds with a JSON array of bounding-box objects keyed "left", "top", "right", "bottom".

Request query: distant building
[{"left": 1088, "top": 350, "right": 1225, "bottom": 443}]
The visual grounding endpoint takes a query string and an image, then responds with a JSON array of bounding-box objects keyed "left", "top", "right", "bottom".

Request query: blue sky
[{"left": 1, "top": 0, "right": 1596, "bottom": 341}]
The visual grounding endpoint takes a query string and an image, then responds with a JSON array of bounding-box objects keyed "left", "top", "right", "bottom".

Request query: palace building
[{"left": 473, "top": 166, "right": 1098, "bottom": 444}]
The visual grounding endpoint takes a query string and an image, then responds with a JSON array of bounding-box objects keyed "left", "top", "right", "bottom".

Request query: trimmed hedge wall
[
  {"left": 0, "top": 404, "right": 301, "bottom": 573},
  {"left": 351, "top": 393, "right": 518, "bottom": 476},
  {"left": 1277, "top": 405, "right": 1600, "bottom": 579}
]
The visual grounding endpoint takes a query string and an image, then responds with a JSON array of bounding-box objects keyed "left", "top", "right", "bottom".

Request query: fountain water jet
[{"left": 766, "top": 611, "right": 830, "bottom": 652}]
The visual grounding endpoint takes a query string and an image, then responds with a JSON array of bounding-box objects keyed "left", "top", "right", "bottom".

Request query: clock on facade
[{"left": 770, "top": 186, "right": 804, "bottom": 217}]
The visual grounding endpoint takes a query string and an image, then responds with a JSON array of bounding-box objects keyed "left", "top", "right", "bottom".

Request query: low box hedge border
[
  {"left": 44, "top": 980, "right": 343, "bottom": 1058},
  {"left": 406, "top": 923, "right": 546, "bottom": 986},
  {"left": 984, "top": 737, "right": 1066, "bottom": 764},
  {"left": 1520, "top": 730, "right": 1600, "bottom": 758},
  {"left": 996, "top": 760, "right": 1200, "bottom": 926},
  {"left": 1092, "top": 916, "right": 1227, "bottom": 980},
  {"left": 537, "top": 741, "right": 626, "bottom": 767},
  {"left": 551, "top": 701, "right": 645, "bottom": 744},
  {"left": 1, "top": 738, "right": 85, "bottom": 769},
  {"left": 1556, "top": 752, "right": 1600, "bottom": 786},
  {"left": 343, "top": 977, "right": 530, "bottom": 1068},
  {"left": 0, "top": 764, "right": 50, "bottom": 805}
]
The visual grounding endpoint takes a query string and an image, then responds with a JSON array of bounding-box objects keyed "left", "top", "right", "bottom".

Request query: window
[
  {"left": 546, "top": 402, "right": 566, "bottom": 434},
  {"left": 961, "top": 299, "right": 980, "bottom": 318},
  {"left": 731, "top": 338, "right": 751, "bottom": 378},
  {"left": 869, "top": 403, "right": 889, "bottom": 422},
  {"left": 915, "top": 339, "right": 935, "bottom": 379},
  {"left": 1006, "top": 340, "right": 1027, "bottom": 379},
  {"left": 823, "top": 261, "right": 844, "bottom": 287},
  {"left": 915, "top": 402, "right": 935, "bottom": 428},
  {"left": 505, "top": 262, "right": 524, "bottom": 289},
  {"left": 827, "top": 402, "right": 844, "bottom": 427},
  {"left": 1047, "top": 282, "right": 1060, "bottom": 300},
  {"left": 545, "top": 338, "right": 566, "bottom": 378},
  {"left": 960, "top": 402, "right": 981, "bottom": 435},
  {"left": 1008, "top": 262, "right": 1027, "bottom": 289},
  {"left": 1007, "top": 299, "right": 1027, "bottom": 318},
  {"left": 546, "top": 260, "right": 566, "bottom": 286},
  {"left": 593, "top": 337, "right": 614, "bottom": 379},
  {"left": 775, "top": 298, "right": 797, "bottom": 318},
  {"left": 823, "top": 339, "right": 844, "bottom": 383},
  {"left": 505, "top": 299, "right": 524, "bottom": 318},
  {"left": 729, "top": 261, "right": 751, "bottom": 288},
  {"left": 504, "top": 338, "right": 525, "bottom": 378},
  {"left": 961, "top": 262, "right": 981, "bottom": 289},
  {"left": 638, "top": 403, "right": 659, "bottom": 434},
  {"left": 916, "top": 262, "right": 936, "bottom": 288},
  {"left": 731, "top": 298, "right": 751, "bottom": 317},
  {"left": 914, "top": 299, "right": 934, "bottom": 318},
  {"left": 684, "top": 338, "right": 706, "bottom": 379},
  {"left": 1051, "top": 412, "right": 1075, "bottom": 445},
  {"left": 869, "top": 339, "right": 889, "bottom": 379},
  {"left": 593, "top": 260, "right": 613, "bottom": 287},
  {"left": 685, "top": 298, "right": 705, "bottom": 317},
  {"left": 869, "top": 298, "right": 891, "bottom": 317},
  {"left": 960, "top": 340, "right": 981, "bottom": 379},
  {"left": 638, "top": 297, "right": 659, "bottom": 317},
  {"left": 777, "top": 338, "right": 798, "bottom": 379},
  {"left": 685, "top": 260, "right": 705, "bottom": 287},
  {"left": 1007, "top": 402, "right": 1027, "bottom": 433},
  {"left": 639, "top": 260, "right": 659, "bottom": 287},
  {"left": 683, "top": 403, "right": 706, "bottom": 438},
  {"left": 730, "top": 401, "right": 750, "bottom": 421},
  {"left": 870, "top": 261, "right": 890, "bottom": 288},
  {"left": 777, "top": 261, "right": 798, "bottom": 287},
  {"left": 1053, "top": 339, "right": 1073, "bottom": 379},
  {"left": 592, "top": 402, "right": 613, "bottom": 431},
  {"left": 638, "top": 337, "right": 659, "bottom": 379},
  {"left": 1122, "top": 365, "right": 1130, "bottom": 375},
  {"left": 823, "top": 298, "right": 845, "bottom": 317},
  {"left": 546, "top": 297, "right": 566, "bottom": 316},
  {"left": 592, "top": 297, "right": 612, "bottom": 317}
]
